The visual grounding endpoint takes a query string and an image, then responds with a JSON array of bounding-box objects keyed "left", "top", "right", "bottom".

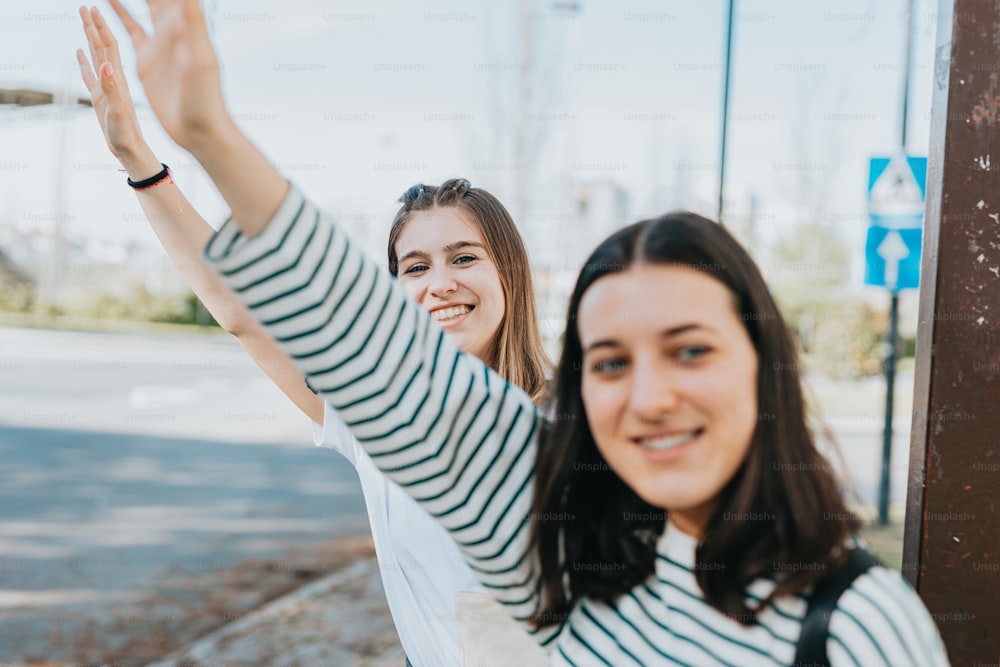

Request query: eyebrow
[
  {"left": 397, "top": 241, "right": 486, "bottom": 266},
  {"left": 583, "top": 323, "right": 714, "bottom": 353}
]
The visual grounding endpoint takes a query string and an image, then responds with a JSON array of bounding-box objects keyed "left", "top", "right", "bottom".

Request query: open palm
[
  {"left": 103, "top": 0, "right": 232, "bottom": 152},
  {"left": 76, "top": 5, "right": 145, "bottom": 158}
]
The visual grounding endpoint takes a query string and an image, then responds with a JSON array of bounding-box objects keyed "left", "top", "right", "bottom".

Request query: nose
[
  {"left": 427, "top": 266, "right": 458, "bottom": 298},
  {"left": 627, "top": 359, "right": 679, "bottom": 420}
]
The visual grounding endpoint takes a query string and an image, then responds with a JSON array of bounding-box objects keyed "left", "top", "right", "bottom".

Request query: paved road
[{"left": 0, "top": 326, "right": 369, "bottom": 663}]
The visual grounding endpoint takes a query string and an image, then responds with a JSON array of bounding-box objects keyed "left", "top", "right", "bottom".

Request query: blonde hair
[{"left": 387, "top": 179, "right": 549, "bottom": 403}]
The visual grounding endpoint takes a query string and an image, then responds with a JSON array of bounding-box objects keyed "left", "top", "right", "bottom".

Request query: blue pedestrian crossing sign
[
  {"left": 864, "top": 226, "right": 921, "bottom": 290},
  {"left": 865, "top": 155, "right": 926, "bottom": 291}
]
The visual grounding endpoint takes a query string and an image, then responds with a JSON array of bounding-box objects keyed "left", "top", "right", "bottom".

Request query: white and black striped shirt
[{"left": 204, "top": 186, "right": 949, "bottom": 666}]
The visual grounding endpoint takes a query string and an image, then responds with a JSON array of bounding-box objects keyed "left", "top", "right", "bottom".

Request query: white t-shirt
[{"left": 313, "top": 402, "right": 545, "bottom": 667}]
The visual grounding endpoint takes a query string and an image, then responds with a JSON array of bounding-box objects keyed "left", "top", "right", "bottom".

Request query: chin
[
  {"left": 634, "top": 480, "right": 708, "bottom": 514},
  {"left": 630, "top": 485, "right": 673, "bottom": 510}
]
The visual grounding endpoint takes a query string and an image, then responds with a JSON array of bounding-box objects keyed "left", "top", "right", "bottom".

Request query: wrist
[
  {"left": 186, "top": 117, "right": 243, "bottom": 166},
  {"left": 118, "top": 145, "right": 164, "bottom": 183}
]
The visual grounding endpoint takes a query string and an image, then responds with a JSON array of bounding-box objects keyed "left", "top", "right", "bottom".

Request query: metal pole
[
  {"left": 717, "top": 0, "right": 735, "bottom": 225},
  {"left": 879, "top": 0, "right": 916, "bottom": 526},
  {"left": 901, "top": 0, "right": 914, "bottom": 150},
  {"left": 879, "top": 292, "right": 899, "bottom": 525},
  {"left": 903, "top": 0, "right": 1000, "bottom": 659}
]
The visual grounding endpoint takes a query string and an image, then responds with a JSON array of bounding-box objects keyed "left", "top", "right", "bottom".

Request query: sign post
[{"left": 865, "top": 154, "right": 925, "bottom": 526}]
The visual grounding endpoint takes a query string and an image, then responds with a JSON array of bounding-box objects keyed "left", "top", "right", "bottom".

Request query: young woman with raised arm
[{"left": 76, "top": 5, "right": 549, "bottom": 664}]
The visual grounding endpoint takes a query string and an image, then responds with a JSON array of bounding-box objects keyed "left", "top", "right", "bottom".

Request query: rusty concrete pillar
[{"left": 904, "top": 0, "right": 1000, "bottom": 663}]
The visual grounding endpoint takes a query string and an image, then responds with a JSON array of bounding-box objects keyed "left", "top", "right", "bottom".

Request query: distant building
[{"left": 531, "top": 179, "right": 631, "bottom": 355}]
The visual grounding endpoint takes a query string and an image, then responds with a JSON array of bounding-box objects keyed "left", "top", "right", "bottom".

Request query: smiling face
[
  {"left": 394, "top": 207, "right": 507, "bottom": 362},
  {"left": 577, "top": 263, "right": 759, "bottom": 537}
]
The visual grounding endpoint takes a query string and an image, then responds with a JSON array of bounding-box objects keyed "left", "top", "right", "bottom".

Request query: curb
[{"left": 145, "top": 557, "right": 403, "bottom": 666}]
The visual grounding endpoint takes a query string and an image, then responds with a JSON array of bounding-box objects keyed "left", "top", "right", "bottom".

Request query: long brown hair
[
  {"left": 387, "top": 178, "right": 549, "bottom": 402},
  {"left": 531, "top": 211, "right": 859, "bottom": 627}
]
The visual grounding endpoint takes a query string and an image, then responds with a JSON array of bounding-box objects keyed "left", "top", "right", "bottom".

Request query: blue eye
[
  {"left": 592, "top": 358, "right": 627, "bottom": 374},
  {"left": 455, "top": 255, "right": 477, "bottom": 265},
  {"left": 677, "top": 346, "right": 709, "bottom": 362},
  {"left": 404, "top": 264, "right": 428, "bottom": 274}
]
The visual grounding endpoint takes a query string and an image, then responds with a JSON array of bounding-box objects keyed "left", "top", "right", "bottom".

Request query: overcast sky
[{"left": 0, "top": 0, "right": 939, "bottom": 292}]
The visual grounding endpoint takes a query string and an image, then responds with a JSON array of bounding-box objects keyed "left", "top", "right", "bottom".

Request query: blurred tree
[{"left": 770, "top": 221, "right": 882, "bottom": 379}]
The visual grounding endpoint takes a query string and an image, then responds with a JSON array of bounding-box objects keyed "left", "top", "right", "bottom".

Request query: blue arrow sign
[
  {"left": 865, "top": 154, "right": 926, "bottom": 291},
  {"left": 864, "top": 226, "right": 921, "bottom": 290}
]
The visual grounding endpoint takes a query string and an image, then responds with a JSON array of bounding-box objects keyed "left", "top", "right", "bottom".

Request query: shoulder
[{"left": 827, "top": 566, "right": 949, "bottom": 666}]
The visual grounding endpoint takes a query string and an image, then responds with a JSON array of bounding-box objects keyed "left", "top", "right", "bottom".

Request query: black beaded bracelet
[{"left": 127, "top": 163, "right": 172, "bottom": 190}]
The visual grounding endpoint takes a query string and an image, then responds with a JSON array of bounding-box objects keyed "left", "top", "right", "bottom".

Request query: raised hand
[
  {"left": 76, "top": 5, "right": 161, "bottom": 177},
  {"left": 99, "top": 0, "right": 235, "bottom": 155},
  {"left": 77, "top": 0, "right": 288, "bottom": 237}
]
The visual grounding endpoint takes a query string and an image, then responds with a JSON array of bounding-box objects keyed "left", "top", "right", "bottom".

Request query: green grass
[
  {"left": 859, "top": 524, "right": 905, "bottom": 571},
  {"left": 0, "top": 311, "right": 228, "bottom": 337}
]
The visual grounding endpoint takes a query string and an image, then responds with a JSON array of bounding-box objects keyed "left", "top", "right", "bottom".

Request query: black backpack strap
[{"left": 793, "top": 548, "right": 881, "bottom": 667}]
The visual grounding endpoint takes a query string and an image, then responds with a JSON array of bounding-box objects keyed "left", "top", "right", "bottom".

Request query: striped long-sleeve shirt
[{"left": 204, "top": 185, "right": 950, "bottom": 667}]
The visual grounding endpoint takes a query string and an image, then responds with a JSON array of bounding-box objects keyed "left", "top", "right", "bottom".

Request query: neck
[{"left": 668, "top": 504, "right": 714, "bottom": 539}]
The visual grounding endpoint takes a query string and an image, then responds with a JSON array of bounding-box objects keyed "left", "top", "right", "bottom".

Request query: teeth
[
  {"left": 638, "top": 431, "right": 699, "bottom": 451},
  {"left": 433, "top": 305, "right": 472, "bottom": 322}
]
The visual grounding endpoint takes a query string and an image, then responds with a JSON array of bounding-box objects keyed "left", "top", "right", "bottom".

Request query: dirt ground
[{"left": 7, "top": 536, "right": 401, "bottom": 667}]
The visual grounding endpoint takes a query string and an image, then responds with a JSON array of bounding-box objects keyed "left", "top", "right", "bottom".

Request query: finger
[
  {"left": 90, "top": 6, "right": 123, "bottom": 70},
  {"left": 75, "top": 48, "right": 99, "bottom": 93},
  {"left": 89, "top": 6, "right": 133, "bottom": 96},
  {"left": 144, "top": 0, "right": 166, "bottom": 24},
  {"left": 182, "top": 0, "right": 211, "bottom": 39},
  {"left": 97, "top": 60, "right": 120, "bottom": 97},
  {"left": 96, "top": 58, "right": 134, "bottom": 114},
  {"left": 94, "top": 59, "right": 128, "bottom": 114},
  {"left": 107, "top": 0, "right": 148, "bottom": 45},
  {"left": 79, "top": 5, "right": 107, "bottom": 75}
]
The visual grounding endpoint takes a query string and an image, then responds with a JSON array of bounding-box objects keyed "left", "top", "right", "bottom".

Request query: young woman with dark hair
[
  {"left": 532, "top": 214, "right": 861, "bottom": 627},
  {"left": 92, "top": 0, "right": 949, "bottom": 663}
]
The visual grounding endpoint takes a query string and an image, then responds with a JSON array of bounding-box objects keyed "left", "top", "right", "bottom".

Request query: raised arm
[
  {"left": 102, "top": 0, "right": 286, "bottom": 237},
  {"left": 105, "top": 0, "right": 556, "bottom": 643},
  {"left": 76, "top": 4, "right": 322, "bottom": 425},
  {"left": 203, "top": 186, "right": 553, "bottom": 641}
]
